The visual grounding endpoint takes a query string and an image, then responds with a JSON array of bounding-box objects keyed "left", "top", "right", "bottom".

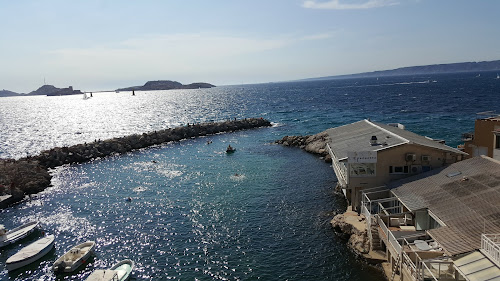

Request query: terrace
[{"left": 362, "top": 190, "right": 458, "bottom": 281}]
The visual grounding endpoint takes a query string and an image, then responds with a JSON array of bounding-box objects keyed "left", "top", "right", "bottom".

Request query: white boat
[
  {"left": 0, "top": 221, "right": 38, "bottom": 248},
  {"left": 6, "top": 234, "right": 55, "bottom": 271},
  {"left": 85, "top": 259, "right": 134, "bottom": 281},
  {"left": 52, "top": 241, "right": 96, "bottom": 273}
]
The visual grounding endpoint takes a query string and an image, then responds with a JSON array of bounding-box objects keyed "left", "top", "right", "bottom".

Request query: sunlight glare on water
[{"left": 1, "top": 73, "right": 500, "bottom": 280}]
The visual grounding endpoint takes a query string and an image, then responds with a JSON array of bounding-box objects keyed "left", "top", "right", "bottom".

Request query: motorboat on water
[
  {"left": 85, "top": 259, "right": 134, "bottom": 281},
  {"left": 52, "top": 241, "right": 96, "bottom": 273},
  {"left": 6, "top": 234, "right": 55, "bottom": 271},
  {"left": 0, "top": 221, "right": 38, "bottom": 248}
]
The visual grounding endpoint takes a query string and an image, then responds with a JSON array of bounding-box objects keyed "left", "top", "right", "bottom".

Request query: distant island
[
  {"left": 32, "top": 85, "right": 83, "bottom": 96},
  {"left": 301, "top": 60, "right": 500, "bottom": 81},
  {"left": 0, "top": 80, "right": 215, "bottom": 97},
  {"left": 0, "top": 85, "right": 83, "bottom": 97},
  {"left": 115, "top": 80, "right": 215, "bottom": 92}
]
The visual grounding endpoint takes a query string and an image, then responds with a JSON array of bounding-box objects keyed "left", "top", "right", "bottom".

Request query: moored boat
[
  {"left": 226, "top": 144, "right": 236, "bottom": 153},
  {"left": 110, "top": 259, "right": 134, "bottom": 281},
  {"left": 0, "top": 221, "right": 39, "bottom": 248},
  {"left": 52, "top": 241, "right": 96, "bottom": 273},
  {"left": 6, "top": 234, "right": 55, "bottom": 271},
  {"left": 85, "top": 259, "right": 134, "bottom": 281}
]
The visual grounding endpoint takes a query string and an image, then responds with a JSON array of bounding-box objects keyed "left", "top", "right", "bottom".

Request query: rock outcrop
[
  {"left": 275, "top": 131, "right": 331, "bottom": 162},
  {"left": 0, "top": 118, "right": 271, "bottom": 208},
  {"left": 330, "top": 210, "right": 371, "bottom": 255}
]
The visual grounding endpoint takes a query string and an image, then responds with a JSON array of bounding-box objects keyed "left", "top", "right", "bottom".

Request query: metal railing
[
  {"left": 377, "top": 215, "right": 402, "bottom": 257},
  {"left": 361, "top": 190, "right": 398, "bottom": 218},
  {"left": 326, "top": 144, "right": 348, "bottom": 186},
  {"left": 481, "top": 234, "right": 500, "bottom": 267},
  {"left": 399, "top": 235, "right": 454, "bottom": 281},
  {"left": 402, "top": 251, "right": 417, "bottom": 280}
]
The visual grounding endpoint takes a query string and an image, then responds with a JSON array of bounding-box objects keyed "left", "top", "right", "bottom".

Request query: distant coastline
[
  {"left": 2, "top": 59, "right": 500, "bottom": 97},
  {"left": 299, "top": 59, "right": 500, "bottom": 82}
]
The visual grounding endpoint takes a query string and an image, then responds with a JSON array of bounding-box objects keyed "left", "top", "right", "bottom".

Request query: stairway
[
  {"left": 370, "top": 224, "right": 383, "bottom": 251},
  {"left": 390, "top": 254, "right": 401, "bottom": 281}
]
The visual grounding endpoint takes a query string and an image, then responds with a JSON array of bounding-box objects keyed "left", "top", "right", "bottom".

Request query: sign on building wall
[
  {"left": 349, "top": 163, "right": 376, "bottom": 177},
  {"left": 347, "top": 151, "right": 377, "bottom": 163},
  {"left": 347, "top": 151, "right": 377, "bottom": 177}
]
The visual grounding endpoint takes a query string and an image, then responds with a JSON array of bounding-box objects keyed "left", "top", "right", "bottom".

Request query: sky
[{"left": 1, "top": 0, "right": 499, "bottom": 93}]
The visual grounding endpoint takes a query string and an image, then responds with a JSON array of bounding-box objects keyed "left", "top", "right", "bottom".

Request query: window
[
  {"left": 422, "top": 166, "right": 432, "bottom": 172},
  {"left": 389, "top": 165, "right": 409, "bottom": 174}
]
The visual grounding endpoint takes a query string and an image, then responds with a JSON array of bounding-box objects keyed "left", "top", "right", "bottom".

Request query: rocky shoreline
[
  {"left": 0, "top": 118, "right": 271, "bottom": 208},
  {"left": 330, "top": 210, "right": 371, "bottom": 256},
  {"left": 274, "top": 131, "right": 332, "bottom": 162}
]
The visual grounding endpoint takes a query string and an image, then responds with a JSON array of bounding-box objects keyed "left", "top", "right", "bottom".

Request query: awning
[{"left": 454, "top": 251, "right": 500, "bottom": 281}]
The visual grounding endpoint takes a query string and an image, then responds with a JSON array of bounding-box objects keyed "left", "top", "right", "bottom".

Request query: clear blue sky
[{"left": 1, "top": 0, "right": 499, "bottom": 93}]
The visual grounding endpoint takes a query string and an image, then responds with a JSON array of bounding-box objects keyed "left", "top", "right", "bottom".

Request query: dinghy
[
  {"left": 226, "top": 144, "right": 236, "bottom": 153},
  {"left": 53, "top": 241, "right": 96, "bottom": 273},
  {"left": 85, "top": 259, "right": 134, "bottom": 281},
  {"left": 6, "top": 234, "right": 55, "bottom": 271},
  {"left": 0, "top": 221, "right": 38, "bottom": 248},
  {"left": 110, "top": 259, "right": 134, "bottom": 281}
]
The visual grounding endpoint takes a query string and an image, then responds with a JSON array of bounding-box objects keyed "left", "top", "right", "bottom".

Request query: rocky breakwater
[
  {"left": 0, "top": 118, "right": 271, "bottom": 207},
  {"left": 0, "top": 159, "right": 52, "bottom": 205},
  {"left": 275, "top": 131, "right": 331, "bottom": 162}
]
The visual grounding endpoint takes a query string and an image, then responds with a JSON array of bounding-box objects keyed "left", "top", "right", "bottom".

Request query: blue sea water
[{"left": 0, "top": 72, "right": 499, "bottom": 280}]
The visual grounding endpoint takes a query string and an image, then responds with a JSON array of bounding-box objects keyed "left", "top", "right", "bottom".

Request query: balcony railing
[
  {"left": 400, "top": 236, "right": 453, "bottom": 281},
  {"left": 377, "top": 215, "right": 402, "bottom": 257},
  {"left": 326, "top": 144, "right": 348, "bottom": 186},
  {"left": 481, "top": 234, "right": 500, "bottom": 267}
]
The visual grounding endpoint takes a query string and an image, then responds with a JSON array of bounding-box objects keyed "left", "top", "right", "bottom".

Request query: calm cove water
[{"left": 1, "top": 72, "right": 499, "bottom": 280}]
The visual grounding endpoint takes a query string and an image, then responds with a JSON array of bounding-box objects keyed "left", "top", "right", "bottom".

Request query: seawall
[{"left": 0, "top": 118, "right": 271, "bottom": 207}]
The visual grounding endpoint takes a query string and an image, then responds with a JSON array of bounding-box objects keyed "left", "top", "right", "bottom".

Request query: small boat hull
[
  {"left": 85, "top": 259, "right": 134, "bottom": 281},
  {"left": 110, "top": 259, "right": 134, "bottom": 281},
  {"left": 53, "top": 241, "right": 96, "bottom": 273},
  {"left": 6, "top": 234, "right": 55, "bottom": 271},
  {"left": 0, "top": 221, "right": 38, "bottom": 248}
]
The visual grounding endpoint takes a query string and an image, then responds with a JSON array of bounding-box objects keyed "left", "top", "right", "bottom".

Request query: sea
[{"left": 0, "top": 72, "right": 499, "bottom": 280}]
